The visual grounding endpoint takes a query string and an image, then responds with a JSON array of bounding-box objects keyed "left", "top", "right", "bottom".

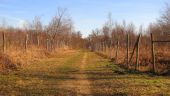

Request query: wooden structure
[{"left": 151, "top": 33, "right": 170, "bottom": 73}]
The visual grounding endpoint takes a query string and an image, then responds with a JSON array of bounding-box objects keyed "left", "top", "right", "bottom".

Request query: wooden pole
[
  {"left": 37, "top": 35, "right": 40, "bottom": 47},
  {"left": 115, "top": 40, "right": 119, "bottom": 63},
  {"left": 127, "top": 33, "right": 129, "bottom": 68},
  {"left": 50, "top": 39, "right": 53, "bottom": 52},
  {"left": 129, "top": 40, "right": 137, "bottom": 65},
  {"left": 129, "top": 34, "right": 141, "bottom": 67},
  {"left": 136, "top": 34, "right": 141, "bottom": 70},
  {"left": 46, "top": 38, "right": 49, "bottom": 51},
  {"left": 109, "top": 40, "right": 113, "bottom": 59},
  {"left": 25, "top": 34, "right": 29, "bottom": 52},
  {"left": 2, "top": 31, "right": 6, "bottom": 52},
  {"left": 151, "top": 33, "right": 156, "bottom": 73}
]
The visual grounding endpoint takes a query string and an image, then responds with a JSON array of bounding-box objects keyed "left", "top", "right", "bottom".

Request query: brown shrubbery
[
  {"left": 87, "top": 5, "right": 170, "bottom": 74},
  {"left": 0, "top": 8, "right": 85, "bottom": 72},
  {"left": 0, "top": 52, "right": 19, "bottom": 72}
]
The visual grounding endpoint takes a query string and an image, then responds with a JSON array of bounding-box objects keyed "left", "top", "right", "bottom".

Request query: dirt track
[{"left": 0, "top": 51, "right": 170, "bottom": 96}]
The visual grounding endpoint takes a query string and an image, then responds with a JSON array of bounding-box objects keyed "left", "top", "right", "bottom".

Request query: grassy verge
[
  {"left": 85, "top": 52, "right": 170, "bottom": 96},
  {"left": 0, "top": 50, "right": 84, "bottom": 96}
]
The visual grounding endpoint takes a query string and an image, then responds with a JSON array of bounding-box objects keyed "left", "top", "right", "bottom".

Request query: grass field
[{"left": 0, "top": 50, "right": 169, "bottom": 96}]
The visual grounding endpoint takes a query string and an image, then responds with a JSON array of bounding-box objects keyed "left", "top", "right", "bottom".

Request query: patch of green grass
[
  {"left": 85, "top": 52, "right": 170, "bottom": 96},
  {"left": 57, "top": 51, "right": 84, "bottom": 73},
  {"left": 0, "top": 50, "right": 84, "bottom": 95}
]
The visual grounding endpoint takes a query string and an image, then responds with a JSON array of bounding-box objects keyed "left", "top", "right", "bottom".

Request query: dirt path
[
  {"left": 76, "top": 53, "right": 92, "bottom": 96},
  {"left": 57, "top": 52, "right": 92, "bottom": 96},
  {"left": 0, "top": 51, "right": 169, "bottom": 96}
]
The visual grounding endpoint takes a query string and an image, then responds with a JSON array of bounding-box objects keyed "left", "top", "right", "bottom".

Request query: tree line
[
  {"left": 0, "top": 5, "right": 169, "bottom": 74},
  {"left": 0, "top": 8, "right": 85, "bottom": 53},
  {"left": 87, "top": 5, "right": 170, "bottom": 74}
]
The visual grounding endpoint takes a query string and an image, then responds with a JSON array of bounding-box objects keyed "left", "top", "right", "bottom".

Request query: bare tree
[
  {"left": 32, "top": 16, "right": 43, "bottom": 46},
  {"left": 159, "top": 4, "right": 170, "bottom": 35}
]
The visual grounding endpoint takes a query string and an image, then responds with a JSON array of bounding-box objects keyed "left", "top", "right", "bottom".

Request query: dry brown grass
[
  {"left": 5, "top": 46, "right": 49, "bottom": 66},
  {"left": 0, "top": 45, "right": 74, "bottom": 73},
  {"left": 0, "top": 51, "right": 169, "bottom": 95},
  {"left": 98, "top": 46, "right": 170, "bottom": 74},
  {"left": 0, "top": 52, "right": 19, "bottom": 73}
]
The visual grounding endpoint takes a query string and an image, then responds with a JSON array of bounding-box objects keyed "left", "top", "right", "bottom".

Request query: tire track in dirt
[
  {"left": 56, "top": 52, "right": 92, "bottom": 96},
  {"left": 76, "top": 52, "right": 92, "bottom": 96}
]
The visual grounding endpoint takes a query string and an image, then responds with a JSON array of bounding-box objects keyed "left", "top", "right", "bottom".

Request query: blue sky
[{"left": 0, "top": 0, "right": 170, "bottom": 37}]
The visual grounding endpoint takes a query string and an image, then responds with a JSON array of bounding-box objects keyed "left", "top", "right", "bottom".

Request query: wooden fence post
[
  {"left": 115, "top": 40, "right": 119, "bottom": 63},
  {"left": 129, "top": 34, "right": 141, "bottom": 70},
  {"left": 136, "top": 34, "right": 141, "bottom": 70},
  {"left": 50, "top": 39, "right": 54, "bottom": 51},
  {"left": 46, "top": 38, "right": 49, "bottom": 51},
  {"left": 102, "top": 42, "right": 104, "bottom": 51},
  {"left": 151, "top": 33, "right": 156, "bottom": 73},
  {"left": 25, "top": 34, "right": 29, "bottom": 52},
  {"left": 127, "top": 33, "right": 129, "bottom": 68},
  {"left": 109, "top": 40, "right": 113, "bottom": 59},
  {"left": 2, "top": 31, "right": 6, "bottom": 52},
  {"left": 37, "top": 35, "right": 40, "bottom": 47}
]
